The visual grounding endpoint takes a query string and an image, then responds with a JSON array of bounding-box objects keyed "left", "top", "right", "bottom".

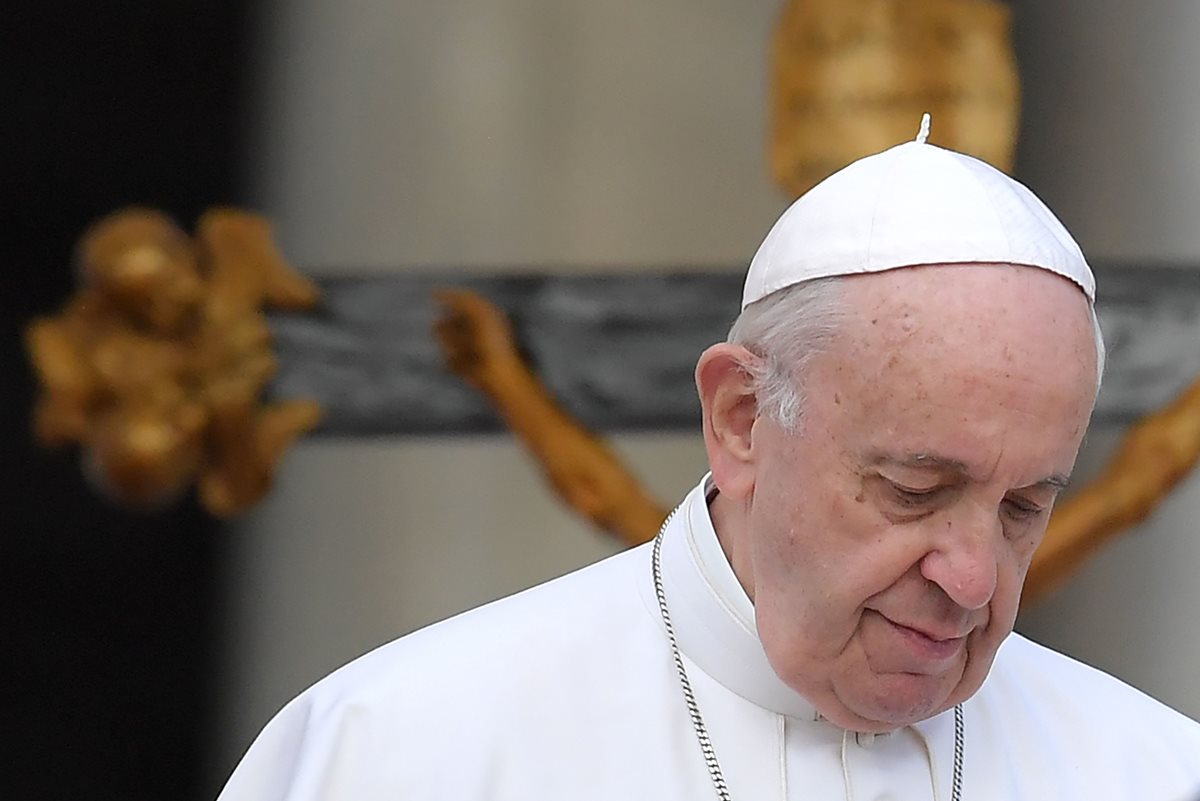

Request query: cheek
[
  {"left": 1013, "top": 525, "right": 1048, "bottom": 569},
  {"left": 753, "top": 467, "right": 881, "bottom": 576},
  {"left": 749, "top": 441, "right": 927, "bottom": 621},
  {"left": 992, "top": 556, "right": 1027, "bottom": 623}
]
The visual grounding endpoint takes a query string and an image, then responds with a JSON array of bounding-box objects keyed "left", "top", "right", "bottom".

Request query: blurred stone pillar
[
  {"left": 209, "top": 0, "right": 786, "bottom": 788},
  {"left": 1012, "top": 0, "right": 1200, "bottom": 719}
]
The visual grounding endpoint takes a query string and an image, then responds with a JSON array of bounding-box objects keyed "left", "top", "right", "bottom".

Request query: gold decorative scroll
[
  {"left": 435, "top": 289, "right": 668, "bottom": 541},
  {"left": 771, "top": 0, "right": 1019, "bottom": 197},
  {"left": 1026, "top": 374, "right": 1200, "bottom": 603}
]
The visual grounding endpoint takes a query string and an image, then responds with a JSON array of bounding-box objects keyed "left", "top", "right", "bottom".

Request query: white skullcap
[{"left": 742, "top": 116, "right": 1095, "bottom": 310}]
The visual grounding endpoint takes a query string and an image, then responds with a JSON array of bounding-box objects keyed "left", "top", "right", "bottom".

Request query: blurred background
[{"left": 5, "top": 1, "right": 1200, "bottom": 799}]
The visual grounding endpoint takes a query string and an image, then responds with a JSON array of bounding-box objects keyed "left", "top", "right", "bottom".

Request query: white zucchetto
[{"left": 743, "top": 116, "right": 1095, "bottom": 309}]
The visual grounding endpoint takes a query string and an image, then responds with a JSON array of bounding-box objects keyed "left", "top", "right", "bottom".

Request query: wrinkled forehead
[
  {"left": 830, "top": 264, "right": 1098, "bottom": 387},
  {"left": 815, "top": 265, "right": 1099, "bottom": 467},
  {"left": 842, "top": 262, "right": 1091, "bottom": 329}
]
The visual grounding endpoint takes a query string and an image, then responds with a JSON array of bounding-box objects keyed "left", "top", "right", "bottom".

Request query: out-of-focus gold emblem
[
  {"left": 25, "top": 208, "right": 323, "bottom": 517},
  {"left": 771, "top": 0, "right": 1019, "bottom": 196}
]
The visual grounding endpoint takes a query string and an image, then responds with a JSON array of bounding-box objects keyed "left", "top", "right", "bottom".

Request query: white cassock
[{"left": 218, "top": 477, "right": 1200, "bottom": 800}]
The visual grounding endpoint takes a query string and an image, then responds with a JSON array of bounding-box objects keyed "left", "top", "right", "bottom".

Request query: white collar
[{"left": 655, "top": 475, "right": 821, "bottom": 721}]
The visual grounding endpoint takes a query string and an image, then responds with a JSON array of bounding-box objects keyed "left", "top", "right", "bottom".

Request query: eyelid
[
  {"left": 893, "top": 484, "right": 939, "bottom": 496},
  {"left": 885, "top": 480, "right": 946, "bottom": 507},
  {"left": 877, "top": 472, "right": 943, "bottom": 492},
  {"left": 1004, "top": 495, "right": 1045, "bottom": 513},
  {"left": 1008, "top": 485, "right": 1054, "bottom": 505}
]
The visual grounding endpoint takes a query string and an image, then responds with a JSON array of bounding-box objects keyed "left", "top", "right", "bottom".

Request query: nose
[{"left": 919, "top": 517, "right": 999, "bottom": 611}]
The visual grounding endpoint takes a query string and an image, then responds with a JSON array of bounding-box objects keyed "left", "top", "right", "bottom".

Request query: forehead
[
  {"left": 806, "top": 264, "right": 1098, "bottom": 478},
  {"left": 836, "top": 263, "right": 1095, "bottom": 369}
]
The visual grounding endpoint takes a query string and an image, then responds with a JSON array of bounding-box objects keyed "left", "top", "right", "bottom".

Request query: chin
[{"left": 841, "top": 672, "right": 960, "bottom": 729}]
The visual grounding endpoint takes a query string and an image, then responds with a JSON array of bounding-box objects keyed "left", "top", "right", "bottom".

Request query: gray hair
[
  {"left": 726, "top": 278, "right": 846, "bottom": 431},
  {"left": 727, "top": 275, "right": 1107, "bottom": 432}
]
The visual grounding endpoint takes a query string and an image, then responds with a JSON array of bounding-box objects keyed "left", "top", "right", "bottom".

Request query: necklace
[{"left": 651, "top": 521, "right": 965, "bottom": 800}]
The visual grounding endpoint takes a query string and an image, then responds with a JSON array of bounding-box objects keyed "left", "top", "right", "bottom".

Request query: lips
[
  {"left": 892, "top": 620, "right": 971, "bottom": 643},
  {"left": 879, "top": 614, "right": 969, "bottom": 664}
]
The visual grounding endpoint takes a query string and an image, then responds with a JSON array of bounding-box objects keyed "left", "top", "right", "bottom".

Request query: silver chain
[
  {"left": 951, "top": 703, "right": 965, "bottom": 801},
  {"left": 651, "top": 522, "right": 964, "bottom": 801},
  {"left": 651, "top": 516, "right": 732, "bottom": 801}
]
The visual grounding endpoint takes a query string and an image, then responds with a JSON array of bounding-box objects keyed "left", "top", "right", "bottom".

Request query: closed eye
[
  {"left": 889, "top": 483, "right": 945, "bottom": 507},
  {"left": 1002, "top": 496, "right": 1045, "bottom": 522}
]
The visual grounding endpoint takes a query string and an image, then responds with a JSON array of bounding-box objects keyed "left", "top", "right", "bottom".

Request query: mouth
[{"left": 881, "top": 616, "right": 969, "bottom": 664}]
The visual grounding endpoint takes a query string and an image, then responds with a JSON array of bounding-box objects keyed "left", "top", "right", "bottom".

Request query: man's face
[{"left": 737, "top": 265, "right": 1098, "bottom": 731}]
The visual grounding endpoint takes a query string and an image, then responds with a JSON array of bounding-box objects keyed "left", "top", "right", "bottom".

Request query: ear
[{"left": 695, "top": 343, "right": 761, "bottom": 501}]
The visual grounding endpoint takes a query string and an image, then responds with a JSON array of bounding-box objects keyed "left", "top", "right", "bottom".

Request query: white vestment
[{"left": 219, "top": 477, "right": 1200, "bottom": 800}]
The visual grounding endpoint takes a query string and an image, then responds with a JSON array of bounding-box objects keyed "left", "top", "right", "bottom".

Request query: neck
[{"left": 709, "top": 489, "right": 757, "bottom": 604}]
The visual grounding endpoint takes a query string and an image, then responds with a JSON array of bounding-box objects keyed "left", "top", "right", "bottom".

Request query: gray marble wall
[{"left": 269, "top": 265, "right": 1200, "bottom": 434}]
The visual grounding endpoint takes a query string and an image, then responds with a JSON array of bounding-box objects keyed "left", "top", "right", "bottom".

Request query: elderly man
[{"left": 217, "top": 125, "right": 1200, "bottom": 800}]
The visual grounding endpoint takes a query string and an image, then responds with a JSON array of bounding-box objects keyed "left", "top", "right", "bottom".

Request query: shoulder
[
  {"left": 308, "top": 541, "right": 657, "bottom": 713},
  {"left": 977, "top": 633, "right": 1200, "bottom": 787},
  {"left": 989, "top": 633, "right": 1199, "bottom": 728},
  {"left": 219, "top": 544, "right": 666, "bottom": 799}
]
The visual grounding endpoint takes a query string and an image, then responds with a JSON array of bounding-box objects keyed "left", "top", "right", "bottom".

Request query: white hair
[
  {"left": 727, "top": 275, "right": 1107, "bottom": 432},
  {"left": 726, "top": 278, "right": 846, "bottom": 431}
]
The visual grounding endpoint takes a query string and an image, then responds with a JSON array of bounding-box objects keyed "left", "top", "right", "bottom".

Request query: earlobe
[{"left": 695, "top": 344, "right": 760, "bottom": 500}]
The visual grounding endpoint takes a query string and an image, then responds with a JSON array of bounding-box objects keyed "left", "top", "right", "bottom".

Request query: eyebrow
[
  {"left": 872, "top": 453, "right": 1071, "bottom": 492},
  {"left": 1037, "top": 473, "right": 1072, "bottom": 492},
  {"left": 873, "top": 453, "right": 968, "bottom": 474}
]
